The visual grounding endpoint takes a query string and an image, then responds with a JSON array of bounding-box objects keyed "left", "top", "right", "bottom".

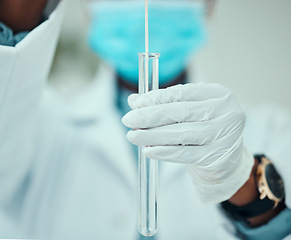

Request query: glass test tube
[{"left": 138, "top": 52, "right": 160, "bottom": 237}]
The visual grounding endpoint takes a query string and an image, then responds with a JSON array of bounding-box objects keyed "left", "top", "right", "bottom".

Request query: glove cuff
[{"left": 186, "top": 145, "right": 254, "bottom": 204}]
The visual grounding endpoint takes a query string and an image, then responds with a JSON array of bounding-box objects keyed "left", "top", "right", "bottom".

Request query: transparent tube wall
[{"left": 138, "top": 53, "right": 159, "bottom": 237}]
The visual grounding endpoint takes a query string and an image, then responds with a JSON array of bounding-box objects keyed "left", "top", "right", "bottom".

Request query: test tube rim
[{"left": 138, "top": 52, "right": 160, "bottom": 59}]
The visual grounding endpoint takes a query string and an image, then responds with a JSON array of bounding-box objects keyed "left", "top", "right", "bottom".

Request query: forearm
[
  {"left": 228, "top": 158, "right": 286, "bottom": 227},
  {"left": 0, "top": 0, "right": 48, "bottom": 32}
]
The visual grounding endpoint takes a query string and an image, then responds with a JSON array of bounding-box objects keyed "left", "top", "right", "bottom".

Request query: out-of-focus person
[{"left": 0, "top": 0, "right": 290, "bottom": 239}]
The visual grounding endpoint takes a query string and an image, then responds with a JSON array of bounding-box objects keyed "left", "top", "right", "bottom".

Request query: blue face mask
[{"left": 88, "top": 2, "right": 207, "bottom": 85}]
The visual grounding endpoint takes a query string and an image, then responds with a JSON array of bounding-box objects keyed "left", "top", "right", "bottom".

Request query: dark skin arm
[
  {"left": 0, "top": 0, "right": 48, "bottom": 33},
  {"left": 228, "top": 158, "right": 285, "bottom": 227}
]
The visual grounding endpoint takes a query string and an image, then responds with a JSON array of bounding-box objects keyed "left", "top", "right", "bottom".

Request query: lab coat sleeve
[
  {"left": 233, "top": 208, "right": 291, "bottom": 240},
  {"left": 0, "top": 0, "right": 65, "bottom": 206}
]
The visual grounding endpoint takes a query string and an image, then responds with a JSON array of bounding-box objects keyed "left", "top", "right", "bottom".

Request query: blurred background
[{"left": 48, "top": 0, "right": 291, "bottom": 108}]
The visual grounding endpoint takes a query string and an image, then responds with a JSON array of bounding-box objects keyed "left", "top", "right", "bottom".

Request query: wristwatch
[{"left": 221, "top": 155, "right": 285, "bottom": 224}]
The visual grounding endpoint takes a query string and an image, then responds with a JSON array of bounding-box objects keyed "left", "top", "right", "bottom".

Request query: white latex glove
[{"left": 122, "top": 83, "right": 254, "bottom": 204}]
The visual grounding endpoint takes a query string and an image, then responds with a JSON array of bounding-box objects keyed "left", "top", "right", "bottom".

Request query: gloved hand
[{"left": 122, "top": 83, "right": 254, "bottom": 204}]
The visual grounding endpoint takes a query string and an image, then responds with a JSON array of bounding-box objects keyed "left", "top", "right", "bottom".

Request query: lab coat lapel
[
  {"left": 0, "top": 0, "right": 65, "bottom": 105},
  {"left": 0, "top": 0, "right": 66, "bottom": 205}
]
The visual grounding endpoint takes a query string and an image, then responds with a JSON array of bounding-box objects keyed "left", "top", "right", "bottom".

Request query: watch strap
[{"left": 221, "top": 197, "right": 275, "bottom": 219}]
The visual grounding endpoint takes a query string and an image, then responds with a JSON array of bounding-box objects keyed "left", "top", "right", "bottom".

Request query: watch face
[{"left": 265, "top": 164, "right": 285, "bottom": 199}]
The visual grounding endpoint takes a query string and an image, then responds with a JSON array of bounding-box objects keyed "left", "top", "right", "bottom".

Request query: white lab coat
[{"left": 0, "top": 1, "right": 290, "bottom": 240}]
